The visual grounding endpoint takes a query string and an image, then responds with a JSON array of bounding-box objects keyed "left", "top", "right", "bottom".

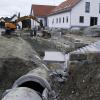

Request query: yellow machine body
[{"left": 5, "top": 22, "right": 16, "bottom": 30}]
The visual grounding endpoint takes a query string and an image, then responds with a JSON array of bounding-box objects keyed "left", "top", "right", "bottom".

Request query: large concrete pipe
[
  {"left": 2, "top": 87, "right": 42, "bottom": 100},
  {"left": 13, "top": 66, "right": 51, "bottom": 94},
  {"left": 2, "top": 66, "right": 53, "bottom": 100}
]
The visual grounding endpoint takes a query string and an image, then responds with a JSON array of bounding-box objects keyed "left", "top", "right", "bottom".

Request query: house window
[
  {"left": 63, "top": 17, "right": 64, "bottom": 23},
  {"left": 52, "top": 19, "right": 54, "bottom": 24},
  {"left": 99, "top": 3, "right": 100, "bottom": 13},
  {"left": 79, "top": 16, "right": 84, "bottom": 23},
  {"left": 85, "top": 2, "right": 90, "bottom": 13},
  {"left": 66, "top": 17, "right": 68, "bottom": 23},
  {"left": 56, "top": 18, "right": 58, "bottom": 23},
  {"left": 59, "top": 18, "right": 61, "bottom": 23}
]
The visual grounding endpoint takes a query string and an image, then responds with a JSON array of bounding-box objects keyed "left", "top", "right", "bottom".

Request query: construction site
[
  {"left": 0, "top": 16, "right": 100, "bottom": 100},
  {"left": 0, "top": 0, "right": 100, "bottom": 100}
]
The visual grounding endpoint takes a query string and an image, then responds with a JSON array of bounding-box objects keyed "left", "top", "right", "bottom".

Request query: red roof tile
[
  {"left": 31, "top": 4, "right": 56, "bottom": 17},
  {"left": 51, "top": 0, "right": 81, "bottom": 14}
]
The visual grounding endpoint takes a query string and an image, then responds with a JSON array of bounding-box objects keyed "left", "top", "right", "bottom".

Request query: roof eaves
[
  {"left": 48, "top": 0, "right": 81, "bottom": 16},
  {"left": 48, "top": 7, "right": 71, "bottom": 16}
]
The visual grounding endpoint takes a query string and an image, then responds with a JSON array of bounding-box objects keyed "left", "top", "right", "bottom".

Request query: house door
[
  {"left": 40, "top": 20, "right": 43, "bottom": 26},
  {"left": 90, "top": 17, "right": 98, "bottom": 26}
]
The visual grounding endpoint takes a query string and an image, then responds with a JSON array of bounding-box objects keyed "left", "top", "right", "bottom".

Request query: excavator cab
[{"left": 5, "top": 22, "right": 16, "bottom": 35}]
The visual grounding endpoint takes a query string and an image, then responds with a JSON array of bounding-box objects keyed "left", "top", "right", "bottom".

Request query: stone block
[
  {"left": 69, "top": 52, "right": 87, "bottom": 61},
  {"left": 74, "top": 42, "right": 87, "bottom": 49},
  {"left": 87, "top": 52, "right": 100, "bottom": 62}
]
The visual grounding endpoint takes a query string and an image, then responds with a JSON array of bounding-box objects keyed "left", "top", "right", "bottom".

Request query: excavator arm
[
  {"left": 5, "top": 15, "right": 43, "bottom": 34},
  {"left": 16, "top": 16, "right": 39, "bottom": 23},
  {"left": 16, "top": 15, "right": 43, "bottom": 27}
]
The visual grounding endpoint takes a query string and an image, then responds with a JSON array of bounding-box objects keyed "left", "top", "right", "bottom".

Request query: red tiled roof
[
  {"left": 31, "top": 4, "right": 56, "bottom": 17},
  {"left": 51, "top": 0, "right": 81, "bottom": 14}
]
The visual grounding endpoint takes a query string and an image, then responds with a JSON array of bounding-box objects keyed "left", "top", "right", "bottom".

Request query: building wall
[
  {"left": 18, "top": 22, "right": 22, "bottom": 29},
  {"left": 71, "top": 0, "right": 100, "bottom": 28},
  {"left": 31, "top": 11, "right": 47, "bottom": 29},
  {"left": 47, "top": 12, "right": 71, "bottom": 28},
  {"left": 31, "top": 17, "right": 46, "bottom": 29},
  {"left": 47, "top": 0, "right": 100, "bottom": 29}
]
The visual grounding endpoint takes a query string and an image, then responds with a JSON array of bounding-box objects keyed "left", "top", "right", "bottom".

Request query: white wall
[
  {"left": 47, "top": 0, "right": 100, "bottom": 29},
  {"left": 31, "top": 17, "right": 46, "bottom": 29},
  {"left": 18, "top": 22, "right": 22, "bottom": 29},
  {"left": 71, "top": 0, "right": 100, "bottom": 27},
  {"left": 31, "top": 10, "right": 47, "bottom": 29},
  {"left": 47, "top": 12, "right": 71, "bottom": 28}
]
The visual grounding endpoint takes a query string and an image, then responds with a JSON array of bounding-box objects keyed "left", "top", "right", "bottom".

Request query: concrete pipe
[
  {"left": 2, "top": 67, "right": 53, "bottom": 100},
  {"left": 13, "top": 67, "right": 51, "bottom": 90},
  {"left": 12, "top": 66, "right": 51, "bottom": 99},
  {"left": 2, "top": 87, "right": 42, "bottom": 100}
]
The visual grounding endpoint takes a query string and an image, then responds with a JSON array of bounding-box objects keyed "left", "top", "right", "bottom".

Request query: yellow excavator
[{"left": 4, "top": 15, "right": 43, "bottom": 34}]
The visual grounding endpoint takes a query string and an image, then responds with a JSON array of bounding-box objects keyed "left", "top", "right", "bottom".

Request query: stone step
[
  {"left": 71, "top": 41, "right": 100, "bottom": 54},
  {"left": 82, "top": 47, "right": 88, "bottom": 53},
  {"left": 79, "top": 48, "right": 86, "bottom": 53},
  {"left": 82, "top": 45, "right": 97, "bottom": 52}
]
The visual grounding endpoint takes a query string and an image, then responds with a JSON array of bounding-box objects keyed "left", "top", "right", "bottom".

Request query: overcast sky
[{"left": 0, "top": 0, "right": 65, "bottom": 17}]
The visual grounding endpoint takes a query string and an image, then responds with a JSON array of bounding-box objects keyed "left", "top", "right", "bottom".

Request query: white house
[
  {"left": 47, "top": 0, "right": 100, "bottom": 29},
  {"left": 30, "top": 4, "right": 56, "bottom": 29},
  {"left": 0, "top": 17, "right": 5, "bottom": 22}
]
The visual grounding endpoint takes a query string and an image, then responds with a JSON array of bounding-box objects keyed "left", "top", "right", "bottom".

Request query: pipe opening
[{"left": 18, "top": 81, "right": 44, "bottom": 94}]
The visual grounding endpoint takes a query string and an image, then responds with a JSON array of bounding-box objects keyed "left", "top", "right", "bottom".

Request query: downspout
[{"left": 70, "top": 9, "right": 72, "bottom": 29}]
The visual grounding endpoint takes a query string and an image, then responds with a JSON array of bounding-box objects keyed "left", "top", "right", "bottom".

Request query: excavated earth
[
  {"left": 0, "top": 33, "right": 100, "bottom": 100},
  {"left": 0, "top": 36, "right": 41, "bottom": 99},
  {"left": 25, "top": 36, "right": 100, "bottom": 100},
  {"left": 50, "top": 61, "right": 100, "bottom": 100}
]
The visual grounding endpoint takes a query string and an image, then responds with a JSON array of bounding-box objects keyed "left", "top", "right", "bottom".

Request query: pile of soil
[
  {"left": 0, "top": 36, "right": 40, "bottom": 99},
  {"left": 51, "top": 61, "right": 100, "bottom": 100},
  {"left": 84, "top": 25, "right": 100, "bottom": 37}
]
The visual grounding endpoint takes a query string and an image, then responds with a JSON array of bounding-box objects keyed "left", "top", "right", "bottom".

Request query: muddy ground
[
  {"left": 0, "top": 36, "right": 40, "bottom": 99},
  {"left": 25, "top": 35, "right": 100, "bottom": 100},
  {"left": 0, "top": 31, "right": 100, "bottom": 100},
  {"left": 25, "top": 36, "right": 100, "bottom": 100},
  {"left": 50, "top": 61, "right": 100, "bottom": 100}
]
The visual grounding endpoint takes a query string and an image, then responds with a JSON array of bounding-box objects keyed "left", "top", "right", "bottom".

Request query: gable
[{"left": 31, "top": 4, "right": 56, "bottom": 17}]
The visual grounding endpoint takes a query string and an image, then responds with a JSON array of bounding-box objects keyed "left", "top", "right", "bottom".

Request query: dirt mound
[
  {"left": 0, "top": 36, "right": 40, "bottom": 99},
  {"left": 51, "top": 59, "right": 100, "bottom": 100},
  {"left": 84, "top": 25, "right": 100, "bottom": 37}
]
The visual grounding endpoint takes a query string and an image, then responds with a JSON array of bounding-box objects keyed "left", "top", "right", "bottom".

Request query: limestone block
[{"left": 69, "top": 53, "right": 87, "bottom": 61}]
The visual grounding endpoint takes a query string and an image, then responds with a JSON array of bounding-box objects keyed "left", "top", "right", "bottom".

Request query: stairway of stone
[
  {"left": 73, "top": 41, "right": 100, "bottom": 53},
  {"left": 65, "top": 40, "right": 100, "bottom": 69}
]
